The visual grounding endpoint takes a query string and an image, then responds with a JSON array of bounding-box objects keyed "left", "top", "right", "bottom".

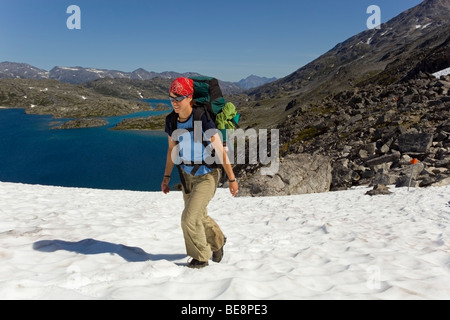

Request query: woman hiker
[{"left": 161, "top": 77, "right": 238, "bottom": 269}]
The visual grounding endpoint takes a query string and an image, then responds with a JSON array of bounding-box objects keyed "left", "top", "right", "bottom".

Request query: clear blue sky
[{"left": 0, "top": 0, "right": 423, "bottom": 82}]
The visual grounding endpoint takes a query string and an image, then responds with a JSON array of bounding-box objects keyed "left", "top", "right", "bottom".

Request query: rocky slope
[{"left": 237, "top": 72, "right": 450, "bottom": 196}]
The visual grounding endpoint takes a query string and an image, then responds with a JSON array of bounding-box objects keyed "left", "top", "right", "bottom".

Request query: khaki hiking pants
[{"left": 181, "top": 168, "right": 225, "bottom": 262}]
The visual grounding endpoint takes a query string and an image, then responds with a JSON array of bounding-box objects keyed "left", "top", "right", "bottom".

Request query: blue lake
[{"left": 0, "top": 100, "right": 180, "bottom": 192}]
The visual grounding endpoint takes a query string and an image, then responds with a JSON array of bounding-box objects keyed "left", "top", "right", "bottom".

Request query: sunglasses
[{"left": 169, "top": 94, "right": 191, "bottom": 102}]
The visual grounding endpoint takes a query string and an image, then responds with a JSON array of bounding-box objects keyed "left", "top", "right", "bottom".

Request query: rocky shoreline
[
  {"left": 0, "top": 78, "right": 173, "bottom": 130},
  {"left": 111, "top": 114, "right": 167, "bottom": 131},
  {"left": 51, "top": 118, "right": 109, "bottom": 130},
  {"left": 1, "top": 104, "right": 170, "bottom": 131},
  {"left": 0, "top": 79, "right": 155, "bottom": 120}
]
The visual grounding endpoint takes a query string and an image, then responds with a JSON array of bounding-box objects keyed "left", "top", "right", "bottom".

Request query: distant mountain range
[
  {"left": 0, "top": 62, "right": 276, "bottom": 91},
  {"left": 237, "top": 75, "right": 278, "bottom": 90}
]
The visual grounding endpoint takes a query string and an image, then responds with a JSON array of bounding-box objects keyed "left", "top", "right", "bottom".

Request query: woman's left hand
[{"left": 229, "top": 181, "right": 238, "bottom": 197}]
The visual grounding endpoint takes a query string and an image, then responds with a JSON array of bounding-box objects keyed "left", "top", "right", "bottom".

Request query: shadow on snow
[{"left": 33, "top": 238, "right": 185, "bottom": 262}]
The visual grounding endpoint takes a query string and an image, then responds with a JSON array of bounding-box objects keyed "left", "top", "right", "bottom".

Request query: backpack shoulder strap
[
  {"left": 193, "top": 103, "right": 210, "bottom": 122},
  {"left": 167, "top": 110, "right": 178, "bottom": 136}
]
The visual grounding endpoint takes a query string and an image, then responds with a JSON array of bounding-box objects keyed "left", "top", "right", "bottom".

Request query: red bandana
[{"left": 169, "top": 77, "right": 194, "bottom": 96}]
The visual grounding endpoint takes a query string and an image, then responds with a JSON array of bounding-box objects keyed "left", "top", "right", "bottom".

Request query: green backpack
[{"left": 189, "top": 76, "right": 240, "bottom": 142}]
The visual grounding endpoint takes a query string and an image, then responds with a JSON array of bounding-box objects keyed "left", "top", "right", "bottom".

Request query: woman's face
[{"left": 169, "top": 94, "right": 193, "bottom": 114}]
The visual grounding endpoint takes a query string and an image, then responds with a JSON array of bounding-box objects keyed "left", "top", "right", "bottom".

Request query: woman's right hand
[{"left": 161, "top": 177, "right": 171, "bottom": 194}]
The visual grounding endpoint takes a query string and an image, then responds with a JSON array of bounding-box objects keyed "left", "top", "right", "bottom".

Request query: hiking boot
[
  {"left": 187, "top": 258, "right": 208, "bottom": 269},
  {"left": 212, "top": 236, "right": 227, "bottom": 263}
]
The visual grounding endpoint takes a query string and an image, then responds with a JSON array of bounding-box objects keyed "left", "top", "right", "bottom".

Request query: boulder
[
  {"left": 238, "top": 153, "right": 332, "bottom": 197},
  {"left": 397, "top": 133, "right": 433, "bottom": 153}
]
